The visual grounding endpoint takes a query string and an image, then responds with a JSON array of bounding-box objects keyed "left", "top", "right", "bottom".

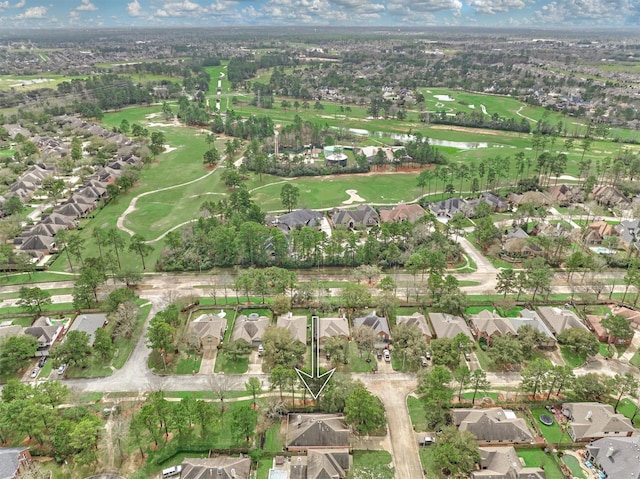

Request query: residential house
[
  {"left": 428, "top": 197, "right": 469, "bottom": 220},
  {"left": 379, "top": 203, "right": 427, "bottom": 223},
  {"left": 180, "top": 457, "right": 251, "bottom": 479},
  {"left": 467, "top": 192, "right": 509, "bottom": 214},
  {"left": 396, "top": 312, "right": 432, "bottom": 342},
  {"left": 536, "top": 306, "right": 589, "bottom": 336},
  {"left": 616, "top": 219, "right": 640, "bottom": 250},
  {"left": 0, "top": 447, "right": 32, "bottom": 479},
  {"left": 18, "top": 235, "right": 55, "bottom": 255},
  {"left": 186, "top": 312, "right": 227, "bottom": 354},
  {"left": 507, "top": 191, "right": 552, "bottom": 207},
  {"left": 472, "top": 446, "right": 545, "bottom": 479},
  {"left": 501, "top": 237, "right": 543, "bottom": 260},
  {"left": 353, "top": 311, "right": 390, "bottom": 347},
  {"left": 23, "top": 323, "right": 63, "bottom": 355},
  {"left": 562, "top": 402, "right": 636, "bottom": 441},
  {"left": 583, "top": 221, "right": 617, "bottom": 245},
  {"left": 330, "top": 205, "right": 379, "bottom": 230},
  {"left": 469, "top": 310, "right": 517, "bottom": 345},
  {"left": 317, "top": 316, "right": 350, "bottom": 345},
  {"left": 586, "top": 313, "right": 634, "bottom": 345},
  {"left": 511, "top": 309, "right": 556, "bottom": 347},
  {"left": 428, "top": 313, "right": 474, "bottom": 341},
  {"left": 286, "top": 414, "right": 350, "bottom": 451},
  {"left": 269, "top": 209, "right": 325, "bottom": 234},
  {"left": 289, "top": 449, "right": 351, "bottom": 479},
  {"left": 547, "top": 184, "right": 583, "bottom": 206},
  {"left": 531, "top": 221, "right": 573, "bottom": 239},
  {"left": 592, "top": 185, "right": 631, "bottom": 209},
  {"left": 452, "top": 408, "right": 534, "bottom": 444},
  {"left": 586, "top": 436, "right": 640, "bottom": 479},
  {"left": 503, "top": 227, "right": 529, "bottom": 240},
  {"left": 40, "top": 212, "right": 75, "bottom": 228},
  {"left": 609, "top": 305, "right": 640, "bottom": 330},
  {"left": 0, "top": 324, "right": 23, "bottom": 342},
  {"left": 68, "top": 313, "right": 107, "bottom": 346},
  {"left": 359, "top": 146, "right": 402, "bottom": 165},
  {"left": 232, "top": 313, "right": 270, "bottom": 346},
  {"left": 277, "top": 312, "right": 308, "bottom": 345}
]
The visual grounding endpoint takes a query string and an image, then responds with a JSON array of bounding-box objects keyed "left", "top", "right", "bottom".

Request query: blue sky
[{"left": 0, "top": 0, "right": 637, "bottom": 28}]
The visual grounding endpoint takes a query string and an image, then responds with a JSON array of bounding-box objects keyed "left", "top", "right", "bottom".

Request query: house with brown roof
[
  {"left": 583, "top": 221, "right": 618, "bottom": 245},
  {"left": 609, "top": 305, "right": 640, "bottom": 330},
  {"left": 396, "top": 312, "right": 432, "bottom": 342},
  {"left": 469, "top": 310, "right": 517, "bottom": 345},
  {"left": 472, "top": 446, "right": 545, "bottom": 479},
  {"left": 277, "top": 312, "right": 308, "bottom": 345},
  {"left": 428, "top": 313, "right": 474, "bottom": 341},
  {"left": 180, "top": 457, "right": 251, "bottom": 479},
  {"left": 379, "top": 203, "right": 427, "bottom": 223},
  {"left": 562, "top": 402, "right": 636, "bottom": 442},
  {"left": 586, "top": 313, "right": 634, "bottom": 345},
  {"left": 592, "top": 185, "right": 631, "bottom": 209},
  {"left": 317, "top": 316, "right": 350, "bottom": 345},
  {"left": 286, "top": 414, "right": 350, "bottom": 452},
  {"left": 231, "top": 313, "right": 270, "bottom": 346},
  {"left": 186, "top": 312, "right": 227, "bottom": 354},
  {"left": 547, "top": 184, "right": 583, "bottom": 206},
  {"left": 536, "top": 306, "right": 589, "bottom": 336},
  {"left": 452, "top": 408, "right": 535, "bottom": 444}
]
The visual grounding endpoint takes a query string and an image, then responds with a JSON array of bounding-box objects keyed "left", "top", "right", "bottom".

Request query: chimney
[
  {"left": 230, "top": 468, "right": 236, "bottom": 478},
  {"left": 606, "top": 446, "right": 615, "bottom": 458},
  {"left": 217, "top": 468, "right": 222, "bottom": 476},
  {"left": 586, "top": 410, "right": 593, "bottom": 421}
]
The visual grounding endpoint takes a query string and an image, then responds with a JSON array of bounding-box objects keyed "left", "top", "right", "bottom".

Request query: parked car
[
  {"left": 420, "top": 356, "right": 428, "bottom": 367},
  {"left": 419, "top": 436, "right": 435, "bottom": 447},
  {"left": 464, "top": 352, "right": 471, "bottom": 361},
  {"left": 425, "top": 351, "right": 431, "bottom": 360},
  {"left": 257, "top": 344, "right": 264, "bottom": 356},
  {"left": 30, "top": 367, "right": 40, "bottom": 379},
  {"left": 57, "top": 364, "right": 67, "bottom": 375},
  {"left": 383, "top": 349, "right": 390, "bottom": 362},
  {"left": 38, "top": 356, "right": 47, "bottom": 367}
]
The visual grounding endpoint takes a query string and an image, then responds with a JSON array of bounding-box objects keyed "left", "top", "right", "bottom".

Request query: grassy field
[
  {"left": 531, "top": 407, "right": 572, "bottom": 444},
  {"left": 407, "top": 395, "right": 427, "bottom": 432}
]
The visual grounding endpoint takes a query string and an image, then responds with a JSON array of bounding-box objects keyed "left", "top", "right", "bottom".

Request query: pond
[{"left": 561, "top": 454, "right": 587, "bottom": 479}]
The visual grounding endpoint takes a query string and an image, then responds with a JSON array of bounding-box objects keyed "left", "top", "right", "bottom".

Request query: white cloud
[
  {"left": 13, "top": 0, "right": 25, "bottom": 8},
  {"left": 155, "top": 8, "right": 169, "bottom": 16},
  {"left": 536, "top": 0, "right": 631, "bottom": 24},
  {"left": 127, "top": 0, "right": 144, "bottom": 16},
  {"left": 467, "top": 0, "right": 532, "bottom": 14},
  {"left": 16, "top": 5, "right": 48, "bottom": 18},
  {"left": 386, "top": 0, "right": 462, "bottom": 14},
  {"left": 0, "top": 1, "right": 9, "bottom": 11},
  {"left": 76, "top": 0, "right": 98, "bottom": 12},
  {"left": 159, "top": 0, "right": 204, "bottom": 16}
]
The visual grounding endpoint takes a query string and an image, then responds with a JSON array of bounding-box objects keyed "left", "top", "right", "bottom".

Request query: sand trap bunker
[
  {"left": 434, "top": 94, "right": 455, "bottom": 101},
  {"left": 163, "top": 144, "right": 177, "bottom": 154},
  {"left": 342, "top": 189, "right": 365, "bottom": 205}
]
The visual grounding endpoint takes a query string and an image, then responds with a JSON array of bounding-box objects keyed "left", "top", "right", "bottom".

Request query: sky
[{"left": 0, "top": 0, "right": 637, "bottom": 29}]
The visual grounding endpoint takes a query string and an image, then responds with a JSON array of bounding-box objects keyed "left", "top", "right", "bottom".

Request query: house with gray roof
[
  {"left": 616, "top": 219, "right": 640, "bottom": 250},
  {"left": 68, "top": 313, "right": 107, "bottom": 346},
  {"left": 353, "top": 311, "right": 390, "bottom": 346},
  {"left": 467, "top": 192, "right": 509, "bottom": 215},
  {"left": 428, "top": 313, "right": 474, "bottom": 341},
  {"left": 23, "top": 324, "right": 63, "bottom": 352},
  {"left": 289, "top": 449, "right": 351, "bottom": 479},
  {"left": 428, "top": 197, "right": 470, "bottom": 220},
  {"left": 469, "top": 310, "right": 518, "bottom": 344},
  {"left": 536, "top": 306, "right": 589, "bottom": 336},
  {"left": 453, "top": 408, "right": 534, "bottom": 444},
  {"left": 562, "top": 402, "right": 636, "bottom": 442},
  {"left": 18, "top": 235, "right": 55, "bottom": 254},
  {"left": 586, "top": 436, "right": 640, "bottom": 479},
  {"left": 318, "top": 316, "right": 350, "bottom": 344},
  {"left": 269, "top": 209, "right": 324, "bottom": 234},
  {"left": 0, "top": 447, "right": 32, "bottom": 479},
  {"left": 231, "top": 313, "right": 270, "bottom": 346},
  {"left": 180, "top": 457, "right": 251, "bottom": 479},
  {"left": 0, "top": 324, "right": 23, "bottom": 342},
  {"left": 286, "top": 414, "right": 350, "bottom": 451},
  {"left": 473, "top": 446, "right": 545, "bottom": 479},
  {"left": 331, "top": 205, "right": 379, "bottom": 230},
  {"left": 396, "top": 312, "right": 432, "bottom": 342},
  {"left": 277, "top": 312, "right": 308, "bottom": 345}
]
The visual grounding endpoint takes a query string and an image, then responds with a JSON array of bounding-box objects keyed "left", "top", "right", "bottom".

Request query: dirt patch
[{"left": 428, "top": 124, "right": 511, "bottom": 137}]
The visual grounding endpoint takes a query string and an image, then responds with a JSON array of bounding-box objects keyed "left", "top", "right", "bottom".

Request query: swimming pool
[{"left": 561, "top": 454, "right": 587, "bottom": 479}]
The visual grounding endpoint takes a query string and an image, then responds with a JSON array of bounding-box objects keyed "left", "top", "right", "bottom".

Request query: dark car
[{"left": 38, "top": 356, "right": 47, "bottom": 367}]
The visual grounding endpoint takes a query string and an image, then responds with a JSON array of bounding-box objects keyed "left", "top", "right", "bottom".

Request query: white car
[
  {"left": 30, "top": 367, "right": 40, "bottom": 379},
  {"left": 57, "top": 364, "right": 67, "bottom": 375},
  {"left": 383, "top": 350, "right": 391, "bottom": 362}
]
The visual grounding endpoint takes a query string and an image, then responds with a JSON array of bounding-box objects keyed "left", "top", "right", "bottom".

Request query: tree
[
  {"left": 323, "top": 336, "right": 349, "bottom": 366},
  {"left": 245, "top": 377, "right": 263, "bottom": 407},
  {"left": 573, "top": 373, "right": 608, "bottom": 401},
  {"left": 128, "top": 234, "right": 152, "bottom": 270},
  {"left": 145, "top": 315, "right": 176, "bottom": 366},
  {"left": 487, "top": 335, "right": 524, "bottom": 370},
  {"left": 453, "top": 366, "right": 470, "bottom": 402},
  {"left": 523, "top": 257, "right": 552, "bottom": 303},
  {"left": 50, "top": 330, "right": 92, "bottom": 369},
  {"left": 496, "top": 269, "right": 517, "bottom": 297},
  {"left": 601, "top": 314, "right": 634, "bottom": 347},
  {"left": 419, "top": 365, "right": 454, "bottom": 429},
  {"left": 557, "top": 328, "right": 599, "bottom": 358},
  {"left": 3, "top": 196, "right": 24, "bottom": 216},
  {"left": 0, "top": 335, "right": 38, "bottom": 370},
  {"left": 17, "top": 287, "right": 51, "bottom": 313},
  {"left": 468, "top": 369, "right": 491, "bottom": 405},
  {"left": 73, "top": 263, "right": 107, "bottom": 308},
  {"left": 391, "top": 323, "right": 427, "bottom": 369},
  {"left": 517, "top": 325, "right": 548, "bottom": 359},
  {"left": 341, "top": 283, "right": 372, "bottom": 314},
  {"left": 344, "top": 387, "right": 386, "bottom": 435},
  {"left": 271, "top": 294, "right": 292, "bottom": 316},
  {"left": 519, "top": 358, "right": 551, "bottom": 399},
  {"left": 93, "top": 328, "right": 114, "bottom": 362},
  {"left": 203, "top": 146, "right": 220, "bottom": 166},
  {"left": 432, "top": 426, "right": 480, "bottom": 479},
  {"left": 261, "top": 326, "right": 305, "bottom": 370},
  {"left": 42, "top": 177, "right": 65, "bottom": 205},
  {"left": 430, "top": 338, "right": 461, "bottom": 370},
  {"left": 106, "top": 228, "right": 126, "bottom": 270},
  {"left": 223, "top": 339, "right": 252, "bottom": 362},
  {"left": 607, "top": 373, "right": 639, "bottom": 412},
  {"left": 352, "top": 325, "right": 377, "bottom": 360},
  {"left": 474, "top": 216, "right": 500, "bottom": 250},
  {"left": 230, "top": 406, "right": 257, "bottom": 443},
  {"left": 269, "top": 365, "right": 297, "bottom": 401},
  {"left": 279, "top": 183, "right": 300, "bottom": 212}
]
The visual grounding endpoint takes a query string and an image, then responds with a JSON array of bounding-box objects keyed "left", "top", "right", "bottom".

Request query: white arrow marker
[{"left": 296, "top": 315, "right": 336, "bottom": 400}]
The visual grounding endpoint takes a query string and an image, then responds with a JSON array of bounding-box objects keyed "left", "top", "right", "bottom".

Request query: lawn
[
  {"left": 213, "top": 351, "right": 249, "bottom": 374},
  {"left": 263, "top": 420, "right": 285, "bottom": 453},
  {"left": 351, "top": 450, "right": 393, "bottom": 469},
  {"left": 559, "top": 346, "right": 586, "bottom": 369},
  {"left": 407, "top": 395, "right": 427, "bottom": 432},
  {"left": 518, "top": 449, "right": 565, "bottom": 479},
  {"left": 112, "top": 303, "right": 152, "bottom": 369},
  {"left": 347, "top": 341, "right": 377, "bottom": 373},
  {"left": 530, "top": 407, "right": 572, "bottom": 444},
  {"left": 175, "top": 352, "right": 202, "bottom": 374},
  {"left": 613, "top": 397, "right": 640, "bottom": 427},
  {"left": 630, "top": 350, "right": 640, "bottom": 367}
]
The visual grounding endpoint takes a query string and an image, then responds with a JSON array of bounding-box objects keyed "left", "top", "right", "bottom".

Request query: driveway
[{"left": 362, "top": 375, "right": 423, "bottom": 479}]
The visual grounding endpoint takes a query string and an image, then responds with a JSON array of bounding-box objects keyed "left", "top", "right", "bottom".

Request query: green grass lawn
[
  {"left": 175, "top": 352, "right": 202, "bottom": 374},
  {"left": 407, "top": 395, "right": 427, "bottom": 432},
  {"left": 264, "top": 420, "right": 285, "bottom": 453},
  {"left": 518, "top": 449, "right": 565, "bottom": 479},
  {"left": 613, "top": 397, "right": 640, "bottom": 427},
  {"left": 347, "top": 341, "right": 377, "bottom": 373},
  {"left": 630, "top": 350, "right": 640, "bottom": 367},
  {"left": 530, "top": 407, "right": 572, "bottom": 444},
  {"left": 112, "top": 303, "right": 152, "bottom": 369},
  {"left": 559, "top": 346, "right": 586, "bottom": 369},
  {"left": 214, "top": 351, "right": 249, "bottom": 374},
  {"left": 418, "top": 447, "right": 440, "bottom": 479},
  {"left": 351, "top": 450, "right": 393, "bottom": 469}
]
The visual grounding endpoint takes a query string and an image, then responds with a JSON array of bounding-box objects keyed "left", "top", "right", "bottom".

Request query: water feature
[{"left": 561, "top": 455, "right": 587, "bottom": 479}]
